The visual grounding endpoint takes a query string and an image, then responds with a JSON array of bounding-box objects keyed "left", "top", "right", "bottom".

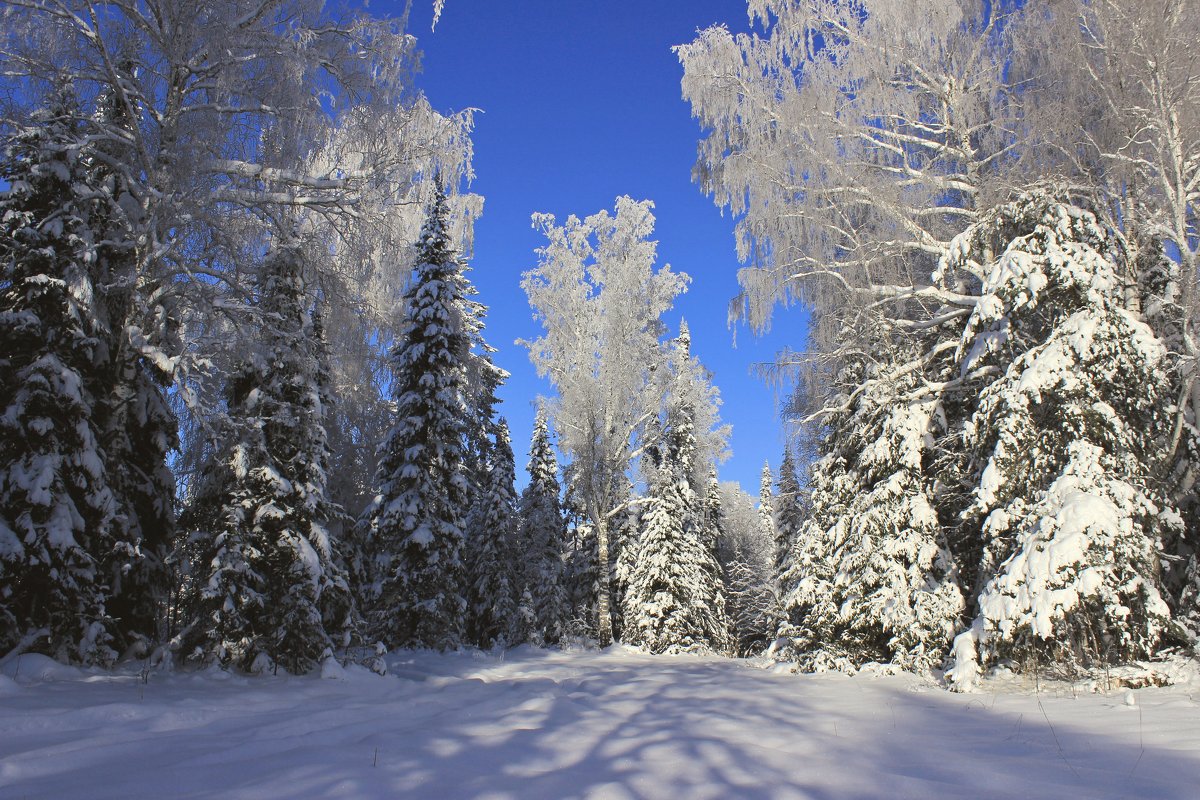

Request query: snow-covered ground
[{"left": 2, "top": 647, "right": 1199, "bottom": 799}]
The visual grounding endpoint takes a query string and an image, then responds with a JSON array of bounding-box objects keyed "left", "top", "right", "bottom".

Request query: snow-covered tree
[
  {"left": 757, "top": 462, "right": 776, "bottom": 563},
  {"left": 776, "top": 327, "right": 965, "bottom": 673},
  {"left": 361, "top": 187, "right": 470, "bottom": 650},
  {"left": 521, "top": 197, "right": 688, "bottom": 647},
  {"left": 716, "top": 481, "right": 779, "bottom": 655},
  {"left": 773, "top": 448, "right": 804, "bottom": 582},
  {"left": 1016, "top": 0, "right": 1200, "bottom": 618},
  {"left": 1, "top": 3, "right": 479, "bottom": 591},
  {"left": 945, "top": 195, "right": 1177, "bottom": 684},
  {"left": 701, "top": 467, "right": 724, "bottom": 561},
  {"left": 0, "top": 86, "right": 120, "bottom": 664},
  {"left": 460, "top": 271, "right": 509, "bottom": 490},
  {"left": 87, "top": 70, "right": 179, "bottom": 655},
  {"left": 625, "top": 326, "right": 731, "bottom": 655},
  {"left": 517, "top": 412, "right": 569, "bottom": 645},
  {"left": 465, "top": 419, "right": 522, "bottom": 648},
  {"left": 677, "top": 0, "right": 1021, "bottom": 358},
  {"left": 178, "top": 243, "right": 352, "bottom": 673}
]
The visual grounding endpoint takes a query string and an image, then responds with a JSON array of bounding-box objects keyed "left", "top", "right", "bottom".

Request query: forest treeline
[{"left": 2, "top": 0, "right": 1198, "bottom": 687}]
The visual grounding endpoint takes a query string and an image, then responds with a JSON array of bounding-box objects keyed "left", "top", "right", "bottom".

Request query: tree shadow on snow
[{"left": 340, "top": 653, "right": 1200, "bottom": 800}]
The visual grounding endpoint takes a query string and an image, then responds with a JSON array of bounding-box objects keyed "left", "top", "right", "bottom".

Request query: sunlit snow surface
[{"left": 3, "top": 647, "right": 1199, "bottom": 799}]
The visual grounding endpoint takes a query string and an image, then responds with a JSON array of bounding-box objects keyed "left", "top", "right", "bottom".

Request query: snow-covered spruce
[
  {"left": 517, "top": 412, "right": 570, "bottom": 645},
  {"left": 88, "top": 74, "right": 179, "bottom": 655},
  {"left": 0, "top": 86, "right": 121, "bottom": 664},
  {"left": 777, "top": 334, "right": 965, "bottom": 673},
  {"left": 465, "top": 419, "right": 523, "bottom": 648},
  {"left": 772, "top": 447, "right": 804, "bottom": 584},
  {"left": 360, "top": 187, "right": 470, "bottom": 651},
  {"left": 945, "top": 195, "right": 1178, "bottom": 686},
  {"left": 1136, "top": 238, "right": 1200, "bottom": 635},
  {"left": 178, "top": 243, "right": 353, "bottom": 674},
  {"left": 460, "top": 260, "right": 509, "bottom": 505},
  {"left": 624, "top": 326, "right": 731, "bottom": 655}
]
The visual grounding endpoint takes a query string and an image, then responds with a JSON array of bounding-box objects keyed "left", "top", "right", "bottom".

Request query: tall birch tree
[{"left": 521, "top": 197, "right": 688, "bottom": 647}]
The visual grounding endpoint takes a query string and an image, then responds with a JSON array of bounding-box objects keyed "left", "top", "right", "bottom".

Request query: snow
[{"left": 3, "top": 647, "right": 1200, "bottom": 799}]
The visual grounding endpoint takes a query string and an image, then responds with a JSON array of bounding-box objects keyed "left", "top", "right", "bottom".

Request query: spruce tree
[
  {"left": 561, "top": 479, "right": 598, "bottom": 637},
  {"left": 89, "top": 66, "right": 179, "bottom": 654},
  {"left": 179, "top": 243, "right": 352, "bottom": 673},
  {"left": 945, "top": 195, "right": 1177, "bottom": 682},
  {"left": 460, "top": 272, "right": 509, "bottom": 500},
  {"left": 0, "top": 86, "right": 120, "bottom": 664},
  {"left": 758, "top": 461, "right": 776, "bottom": 577},
  {"left": 778, "top": 323, "right": 966, "bottom": 673},
  {"left": 773, "top": 447, "right": 803, "bottom": 582},
  {"left": 465, "top": 419, "right": 522, "bottom": 647},
  {"left": 362, "top": 187, "right": 470, "bottom": 650},
  {"left": 701, "top": 466, "right": 723, "bottom": 556},
  {"left": 518, "top": 412, "right": 569, "bottom": 645},
  {"left": 625, "top": 329, "right": 731, "bottom": 655}
]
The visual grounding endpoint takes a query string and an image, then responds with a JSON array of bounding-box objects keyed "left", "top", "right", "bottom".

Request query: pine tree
[
  {"left": 465, "top": 419, "right": 522, "bottom": 647},
  {"left": 518, "top": 412, "right": 569, "bottom": 645},
  {"left": 0, "top": 86, "right": 120, "bottom": 664},
  {"left": 361, "top": 186, "right": 470, "bottom": 650},
  {"left": 178, "top": 243, "right": 352, "bottom": 673},
  {"left": 625, "top": 329, "right": 731, "bottom": 655}
]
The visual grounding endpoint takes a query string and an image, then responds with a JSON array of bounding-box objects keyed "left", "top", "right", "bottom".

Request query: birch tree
[
  {"left": 677, "top": 0, "right": 1022, "bottom": 349},
  {"left": 521, "top": 197, "right": 688, "bottom": 647}
]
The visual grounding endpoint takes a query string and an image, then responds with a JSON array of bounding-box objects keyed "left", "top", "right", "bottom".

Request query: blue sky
[{"left": 395, "top": 0, "right": 806, "bottom": 493}]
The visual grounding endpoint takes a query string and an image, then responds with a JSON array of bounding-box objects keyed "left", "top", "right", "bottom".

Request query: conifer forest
[{"left": 2, "top": 1, "right": 1200, "bottom": 797}]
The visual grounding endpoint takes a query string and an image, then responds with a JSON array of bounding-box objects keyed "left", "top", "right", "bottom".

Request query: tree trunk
[{"left": 594, "top": 513, "right": 613, "bottom": 648}]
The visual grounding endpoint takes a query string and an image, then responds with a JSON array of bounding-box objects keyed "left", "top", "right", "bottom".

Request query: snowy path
[{"left": 2, "top": 647, "right": 1199, "bottom": 799}]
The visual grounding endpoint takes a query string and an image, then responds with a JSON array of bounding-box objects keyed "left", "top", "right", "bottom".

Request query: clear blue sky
[{"left": 395, "top": 0, "right": 807, "bottom": 493}]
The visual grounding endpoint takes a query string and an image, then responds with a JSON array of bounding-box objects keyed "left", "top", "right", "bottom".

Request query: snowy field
[{"left": 3, "top": 647, "right": 1200, "bottom": 799}]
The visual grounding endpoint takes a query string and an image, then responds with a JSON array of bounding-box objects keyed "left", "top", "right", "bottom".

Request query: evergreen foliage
[
  {"left": 361, "top": 188, "right": 470, "bottom": 650},
  {"left": 778, "top": 344, "right": 965, "bottom": 672},
  {"left": 625, "top": 328, "right": 731, "bottom": 655},
  {"left": 465, "top": 419, "right": 522, "bottom": 647},
  {"left": 0, "top": 87, "right": 120, "bottom": 664},
  {"left": 758, "top": 462, "right": 776, "bottom": 573},
  {"left": 714, "top": 472, "right": 779, "bottom": 655},
  {"left": 89, "top": 71, "right": 178, "bottom": 654},
  {"left": 517, "top": 412, "right": 569, "bottom": 645},
  {"left": 946, "top": 196, "right": 1177, "bottom": 682},
  {"left": 773, "top": 448, "right": 803, "bottom": 583},
  {"left": 178, "top": 244, "right": 352, "bottom": 673}
]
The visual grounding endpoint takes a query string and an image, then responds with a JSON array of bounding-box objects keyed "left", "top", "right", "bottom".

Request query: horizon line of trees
[{"left": 7, "top": 0, "right": 1200, "bottom": 689}]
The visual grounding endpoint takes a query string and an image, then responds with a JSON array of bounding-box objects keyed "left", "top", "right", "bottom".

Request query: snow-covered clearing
[{"left": 2, "top": 647, "right": 1199, "bottom": 799}]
